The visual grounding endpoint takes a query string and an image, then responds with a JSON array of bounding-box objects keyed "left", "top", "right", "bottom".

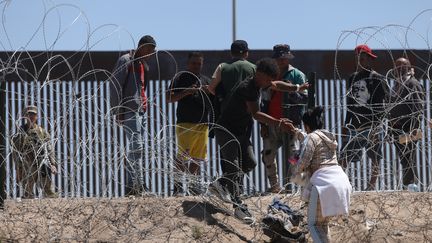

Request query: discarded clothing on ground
[{"left": 262, "top": 197, "right": 307, "bottom": 242}]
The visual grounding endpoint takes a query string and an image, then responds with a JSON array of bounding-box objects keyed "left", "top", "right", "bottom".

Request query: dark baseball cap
[
  {"left": 231, "top": 40, "right": 249, "bottom": 54},
  {"left": 138, "top": 35, "right": 156, "bottom": 47},
  {"left": 24, "top": 105, "right": 37, "bottom": 114},
  {"left": 272, "top": 44, "right": 294, "bottom": 59},
  {"left": 355, "top": 44, "right": 377, "bottom": 59}
]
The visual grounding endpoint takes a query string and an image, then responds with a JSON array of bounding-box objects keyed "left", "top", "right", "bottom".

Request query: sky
[{"left": 0, "top": 0, "right": 431, "bottom": 51}]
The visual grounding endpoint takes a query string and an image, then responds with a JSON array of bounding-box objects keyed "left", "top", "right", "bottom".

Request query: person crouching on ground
[{"left": 294, "top": 106, "right": 352, "bottom": 242}]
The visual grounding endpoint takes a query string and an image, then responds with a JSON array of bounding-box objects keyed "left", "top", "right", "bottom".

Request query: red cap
[{"left": 355, "top": 44, "right": 377, "bottom": 59}]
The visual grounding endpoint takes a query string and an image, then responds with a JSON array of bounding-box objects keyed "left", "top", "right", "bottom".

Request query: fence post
[
  {"left": 0, "top": 75, "right": 6, "bottom": 209},
  {"left": 307, "top": 72, "right": 316, "bottom": 109}
]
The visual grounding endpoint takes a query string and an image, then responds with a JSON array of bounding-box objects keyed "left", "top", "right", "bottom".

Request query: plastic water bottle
[{"left": 407, "top": 183, "right": 419, "bottom": 192}]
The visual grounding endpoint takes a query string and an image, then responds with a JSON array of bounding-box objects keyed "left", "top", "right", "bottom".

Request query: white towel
[{"left": 310, "top": 165, "right": 352, "bottom": 217}]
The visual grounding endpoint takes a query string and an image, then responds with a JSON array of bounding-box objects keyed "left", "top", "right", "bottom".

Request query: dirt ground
[{"left": 0, "top": 191, "right": 431, "bottom": 242}]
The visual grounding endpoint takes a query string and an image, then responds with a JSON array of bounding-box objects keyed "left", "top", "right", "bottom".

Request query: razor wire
[{"left": 0, "top": 0, "right": 432, "bottom": 242}]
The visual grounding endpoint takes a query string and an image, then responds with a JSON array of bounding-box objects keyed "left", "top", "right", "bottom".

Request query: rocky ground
[{"left": 0, "top": 191, "right": 431, "bottom": 242}]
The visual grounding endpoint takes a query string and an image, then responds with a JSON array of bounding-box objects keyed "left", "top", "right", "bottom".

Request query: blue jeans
[
  {"left": 308, "top": 186, "right": 330, "bottom": 243},
  {"left": 123, "top": 112, "right": 146, "bottom": 192}
]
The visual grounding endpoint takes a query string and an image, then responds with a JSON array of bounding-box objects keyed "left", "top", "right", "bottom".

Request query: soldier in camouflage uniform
[{"left": 11, "top": 105, "right": 58, "bottom": 199}]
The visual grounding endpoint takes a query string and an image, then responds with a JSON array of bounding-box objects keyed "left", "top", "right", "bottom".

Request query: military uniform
[{"left": 11, "top": 106, "right": 57, "bottom": 198}]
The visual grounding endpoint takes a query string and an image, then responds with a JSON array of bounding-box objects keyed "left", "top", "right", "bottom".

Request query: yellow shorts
[{"left": 176, "top": 123, "right": 209, "bottom": 161}]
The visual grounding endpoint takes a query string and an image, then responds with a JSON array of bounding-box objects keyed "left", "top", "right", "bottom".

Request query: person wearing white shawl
[{"left": 294, "top": 106, "right": 352, "bottom": 243}]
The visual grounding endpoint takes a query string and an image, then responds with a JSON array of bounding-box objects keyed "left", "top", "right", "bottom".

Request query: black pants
[
  {"left": 215, "top": 129, "right": 257, "bottom": 204},
  {"left": 393, "top": 130, "right": 418, "bottom": 186}
]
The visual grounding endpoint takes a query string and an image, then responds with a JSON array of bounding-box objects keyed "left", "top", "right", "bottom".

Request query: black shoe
[
  {"left": 173, "top": 182, "right": 185, "bottom": 196},
  {"left": 234, "top": 204, "right": 254, "bottom": 224},
  {"left": 187, "top": 185, "right": 203, "bottom": 196},
  {"left": 284, "top": 184, "right": 294, "bottom": 194}
]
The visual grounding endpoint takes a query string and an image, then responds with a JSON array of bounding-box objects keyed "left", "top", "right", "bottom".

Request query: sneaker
[
  {"left": 234, "top": 205, "right": 254, "bottom": 224},
  {"left": 407, "top": 183, "right": 419, "bottom": 192},
  {"left": 208, "top": 180, "right": 232, "bottom": 203},
  {"left": 172, "top": 182, "right": 185, "bottom": 196},
  {"left": 45, "top": 190, "right": 59, "bottom": 198},
  {"left": 187, "top": 181, "right": 204, "bottom": 196}
]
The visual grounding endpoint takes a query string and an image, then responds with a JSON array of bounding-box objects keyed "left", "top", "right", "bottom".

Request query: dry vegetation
[{"left": 0, "top": 191, "right": 431, "bottom": 242}]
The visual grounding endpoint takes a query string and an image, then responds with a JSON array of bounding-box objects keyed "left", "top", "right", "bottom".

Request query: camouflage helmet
[{"left": 23, "top": 105, "right": 38, "bottom": 115}]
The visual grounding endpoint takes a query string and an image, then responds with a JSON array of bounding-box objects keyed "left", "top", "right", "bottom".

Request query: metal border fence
[{"left": 3, "top": 79, "right": 431, "bottom": 198}]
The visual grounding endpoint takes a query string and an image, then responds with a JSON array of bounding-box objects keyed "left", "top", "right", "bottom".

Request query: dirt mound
[{"left": 0, "top": 192, "right": 431, "bottom": 242}]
